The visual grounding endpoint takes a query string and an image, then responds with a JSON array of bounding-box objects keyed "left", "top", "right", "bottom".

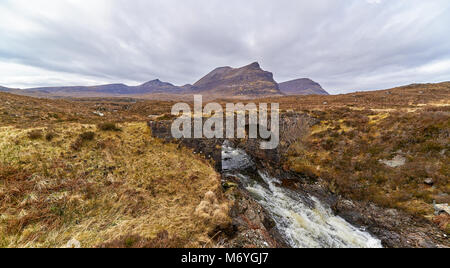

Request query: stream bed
[{"left": 222, "top": 141, "right": 382, "bottom": 248}]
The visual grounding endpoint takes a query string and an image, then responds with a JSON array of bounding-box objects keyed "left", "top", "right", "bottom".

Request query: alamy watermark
[{"left": 171, "top": 95, "right": 280, "bottom": 150}]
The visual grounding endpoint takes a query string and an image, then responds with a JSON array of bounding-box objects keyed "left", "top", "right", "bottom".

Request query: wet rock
[
  {"left": 333, "top": 197, "right": 449, "bottom": 248},
  {"left": 368, "top": 227, "right": 402, "bottom": 248},
  {"left": 224, "top": 181, "right": 288, "bottom": 248}
]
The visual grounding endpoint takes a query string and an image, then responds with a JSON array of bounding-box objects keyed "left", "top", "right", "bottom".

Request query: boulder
[{"left": 424, "top": 178, "right": 434, "bottom": 186}]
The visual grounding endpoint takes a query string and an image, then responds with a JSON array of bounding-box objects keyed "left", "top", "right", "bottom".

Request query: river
[{"left": 222, "top": 141, "right": 382, "bottom": 248}]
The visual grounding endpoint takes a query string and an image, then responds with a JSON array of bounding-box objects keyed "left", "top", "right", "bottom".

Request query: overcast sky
[{"left": 1, "top": 0, "right": 450, "bottom": 94}]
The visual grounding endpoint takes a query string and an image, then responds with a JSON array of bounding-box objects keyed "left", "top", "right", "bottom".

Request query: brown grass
[
  {"left": 0, "top": 122, "right": 229, "bottom": 248},
  {"left": 0, "top": 81, "right": 449, "bottom": 245},
  {"left": 97, "top": 230, "right": 185, "bottom": 248},
  {"left": 285, "top": 105, "right": 449, "bottom": 217},
  {"left": 221, "top": 82, "right": 449, "bottom": 217},
  {"left": 97, "top": 122, "right": 121, "bottom": 132},
  {"left": 27, "top": 130, "right": 43, "bottom": 140}
]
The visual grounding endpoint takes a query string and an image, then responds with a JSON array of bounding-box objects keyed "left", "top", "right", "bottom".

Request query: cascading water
[{"left": 222, "top": 141, "right": 382, "bottom": 248}]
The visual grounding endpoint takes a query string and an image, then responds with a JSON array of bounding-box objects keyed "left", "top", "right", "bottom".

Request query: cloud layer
[{"left": 1, "top": 0, "right": 450, "bottom": 94}]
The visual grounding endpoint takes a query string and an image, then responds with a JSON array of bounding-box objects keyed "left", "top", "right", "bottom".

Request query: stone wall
[{"left": 148, "top": 112, "right": 317, "bottom": 170}]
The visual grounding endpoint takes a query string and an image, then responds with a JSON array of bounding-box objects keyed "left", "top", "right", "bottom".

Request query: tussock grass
[
  {"left": 286, "top": 107, "right": 449, "bottom": 217},
  {"left": 27, "top": 130, "right": 43, "bottom": 140},
  {"left": 45, "top": 132, "right": 56, "bottom": 141},
  {"left": 97, "top": 122, "right": 121, "bottom": 132},
  {"left": 0, "top": 122, "right": 229, "bottom": 248}
]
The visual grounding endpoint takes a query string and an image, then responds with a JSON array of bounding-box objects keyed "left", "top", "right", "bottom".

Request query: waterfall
[{"left": 222, "top": 141, "right": 382, "bottom": 248}]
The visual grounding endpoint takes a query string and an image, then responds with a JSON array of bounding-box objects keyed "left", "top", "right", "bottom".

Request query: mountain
[
  {"left": 137, "top": 79, "right": 181, "bottom": 94},
  {"left": 0, "top": 86, "right": 27, "bottom": 95},
  {"left": 28, "top": 79, "right": 182, "bottom": 95},
  {"left": 22, "top": 62, "right": 283, "bottom": 97},
  {"left": 190, "top": 62, "right": 282, "bottom": 96},
  {"left": 29, "top": 84, "right": 128, "bottom": 94},
  {"left": 0, "top": 86, "right": 12, "bottom": 92},
  {"left": 6, "top": 63, "right": 330, "bottom": 98},
  {"left": 279, "top": 78, "right": 329, "bottom": 95}
]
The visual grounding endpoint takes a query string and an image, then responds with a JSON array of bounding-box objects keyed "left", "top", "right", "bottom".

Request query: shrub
[
  {"left": 71, "top": 132, "right": 95, "bottom": 151},
  {"left": 28, "top": 130, "right": 43, "bottom": 140},
  {"left": 79, "top": 131, "right": 95, "bottom": 141},
  {"left": 321, "top": 138, "right": 336, "bottom": 151},
  {"left": 45, "top": 132, "right": 56, "bottom": 141},
  {"left": 420, "top": 141, "right": 444, "bottom": 153},
  {"left": 97, "top": 122, "right": 121, "bottom": 131},
  {"left": 71, "top": 139, "right": 83, "bottom": 151}
]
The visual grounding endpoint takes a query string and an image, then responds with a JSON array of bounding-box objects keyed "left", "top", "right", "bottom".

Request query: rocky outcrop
[
  {"left": 332, "top": 197, "right": 449, "bottom": 248},
  {"left": 190, "top": 62, "right": 282, "bottom": 96},
  {"left": 256, "top": 169, "right": 449, "bottom": 248},
  {"left": 221, "top": 174, "right": 288, "bottom": 248},
  {"left": 148, "top": 112, "right": 316, "bottom": 169},
  {"left": 279, "top": 78, "right": 329, "bottom": 95}
]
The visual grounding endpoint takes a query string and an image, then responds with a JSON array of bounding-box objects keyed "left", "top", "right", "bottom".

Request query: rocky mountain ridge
[
  {"left": 279, "top": 78, "right": 329, "bottom": 95},
  {"left": 1, "top": 62, "right": 328, "bottom": 98}
]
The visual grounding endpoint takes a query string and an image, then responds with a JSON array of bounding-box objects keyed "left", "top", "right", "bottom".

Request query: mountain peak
[
  {"left": 140, "top": 79, "right": 166, "bottom": 87},
  {"left": 191, "top": 62, "right": 281, "bottom": 96},
  {"left": 138, "top": 79, "right": 180, "bottom": 94},
  {"left": 279, "top": 78, "right": 329, "bottom": 95},
  {"left": 245, "top": 62, "right": 261, "bottom": 69}
]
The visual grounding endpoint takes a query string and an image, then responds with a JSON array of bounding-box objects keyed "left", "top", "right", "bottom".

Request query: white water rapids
[{"left": 222, "top": 142, "right": 382, "bottom": 248}]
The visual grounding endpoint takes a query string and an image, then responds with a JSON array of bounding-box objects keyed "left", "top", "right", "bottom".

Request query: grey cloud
[{"left": 1, "top": 0, "right": 450, "bottom": 93}]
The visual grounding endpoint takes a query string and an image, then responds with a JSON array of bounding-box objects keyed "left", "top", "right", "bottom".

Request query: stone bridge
[{"left": 148, "top": 112, "right": 316, "bottom": 171}]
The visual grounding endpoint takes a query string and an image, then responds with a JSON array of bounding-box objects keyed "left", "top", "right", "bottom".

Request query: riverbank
[{"left": 148, "top": 113, "right": 449, "bottom": 248}]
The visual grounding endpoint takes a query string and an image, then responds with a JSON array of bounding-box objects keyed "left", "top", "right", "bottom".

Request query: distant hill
[
  {"left": 138, "top": 79, "right": 181, "bottom": 93},
  {"left": 190, "top": 62, "right": 281, "bottom": 96},
  {"left": 0, "top": 86, "right": 12, "bottom": 92},
  {"left": 0, "top": 86, "right": 30, "bottom": 95},
  {"left": 279, "top": 78, "right": 329, "bottom": 95},
  {"left": 27, "top": 79, "right": 182, "bottom": 95}
]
